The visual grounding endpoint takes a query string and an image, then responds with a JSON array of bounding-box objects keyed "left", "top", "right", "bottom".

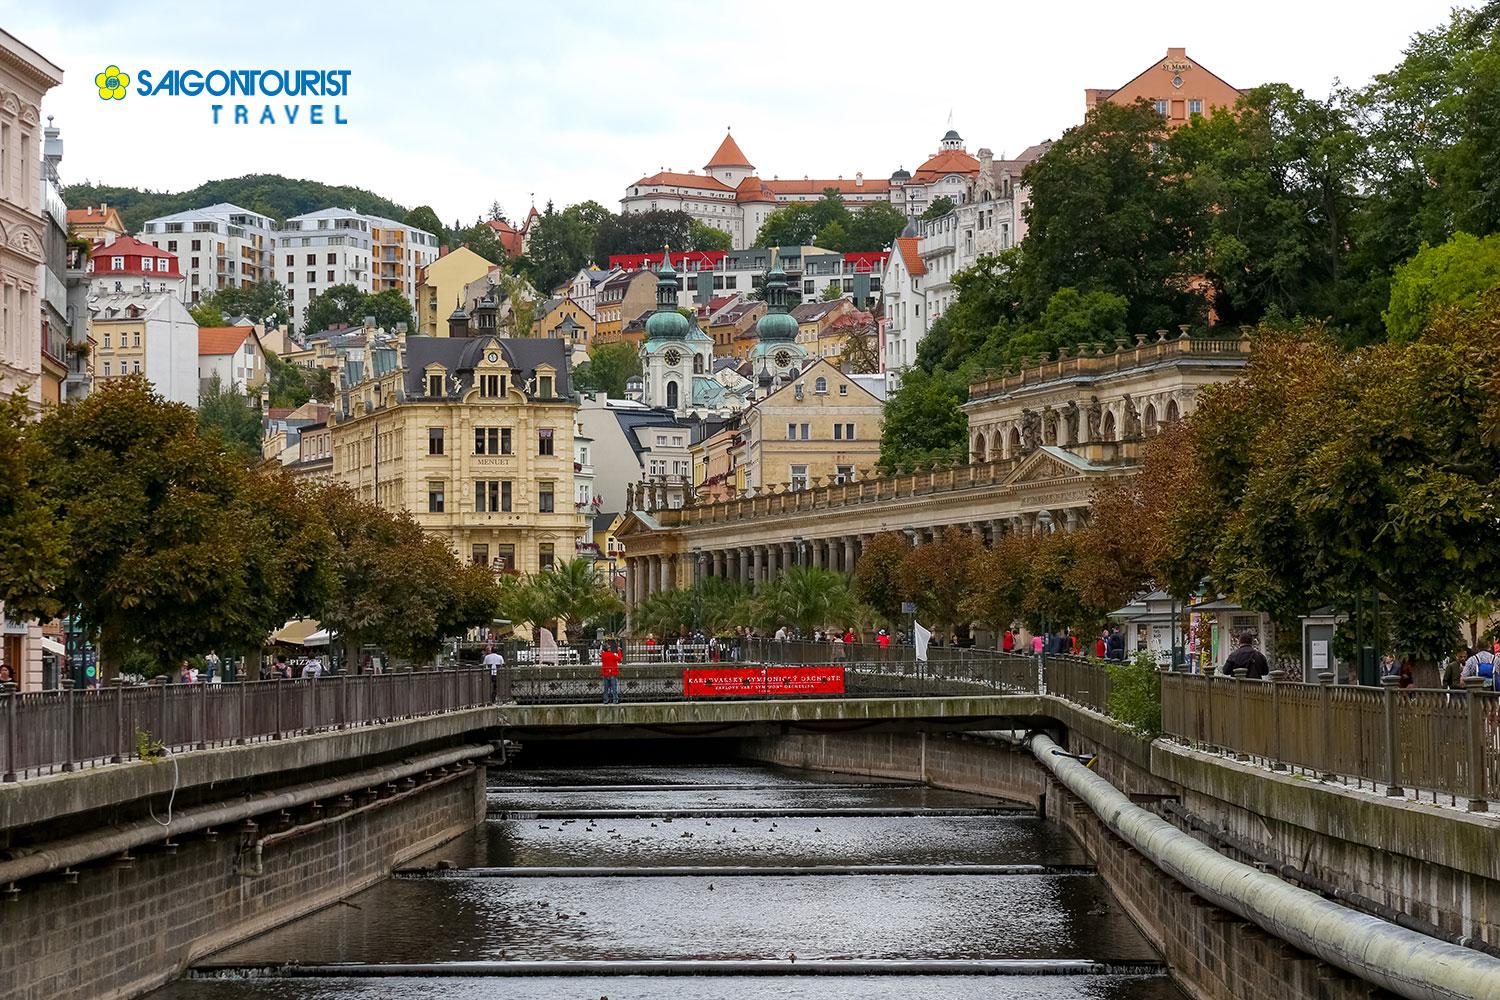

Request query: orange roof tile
[
  {"left": 705, "top": 132, "right": 753, "bottom": 169},
  {"left": 760, "top": 177, "right": 892, "bottom": 195},
  {"left": 734, "top": 176, "right": 777, "bottom": 203},
  {"left": 198, "top": 326, "right": 255, "bottom": 356},
  {"left": 895, "top": 237, "right": 926, "bottom": 276},
  {"left": 909, "top": 149, "right": 980, "bottom": 182},
  {"left": 631, "top": 170, "right": 735, "bottom": 192}
]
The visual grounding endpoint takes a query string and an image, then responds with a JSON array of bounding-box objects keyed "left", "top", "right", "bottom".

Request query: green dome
[
  {"left": 646, "top": 308, "right": 690, "bottom": 340},
  {"left": 755, "top": 310, "right": 798, "bottom": 342}
]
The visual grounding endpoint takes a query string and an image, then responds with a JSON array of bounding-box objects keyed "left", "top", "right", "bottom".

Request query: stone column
[
  {"left": 751, "top": 546, "right": 762, "bottom": 585},
  {"left": 713, "top": 550, "right": 726, "bottom": 578},
  {"left": 782, "top": 542, "right": 795, "bottom": 573},
  {"left": 1064, "top": 509, "right": 1081, "bottom": 533},
  {"left": 625, "top": 558, "right": 636, "bottom": 607},
  {"left": 844, "top": 537, "right": 857, "bottom": 574}
]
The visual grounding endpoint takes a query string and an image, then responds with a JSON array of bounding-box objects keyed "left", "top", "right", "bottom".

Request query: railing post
[
  {"left": 1463, "top": 677, "right": 1489, "bottom": 813},
  {"left": 340, "top": 673, "right": 350, "bottom": 730},
  {"left": 1380, "top": 674, "right": 1404, "bottom": 797},
  {"left": 237, "top": 680, "right": 248, "bottom": 745},
  {"left": 159, "top": 680, "right": 168, "bottom": 752},
  {"left": 1317, "top": 671, "right": 1336, "bottom": 780},
  {"left": 195, "top": 681, "right": 207, "bottom": 750},
  {"left": 1232, "top": 669, "right": 1249, "bottom": 761},
  {"left": 1267, "top": 669, "right": 1287, "bottom": 771},
  {"left": 111, "top": 679, "right": 126, "bottom": 763},
  {"left": 61, "top": 679, "right": 77, "bottom": 771},
  {"left": 4, "top": 682, "right": 18, "bottom": 781},
  {"left": 274, "top": 677, "right": 284, "bottom": 740}
]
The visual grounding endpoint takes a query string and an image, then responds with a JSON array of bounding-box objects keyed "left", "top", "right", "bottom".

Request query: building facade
[
  {"left": 275, "top": 208, "right": 438, "bottom": 332},
  {"left": 66, "top": 203, "right": 124, "bottom": 243},
  {"left": 88, "top": 292, "right": 200, "bottom": 407},
  {"left": 739, "top": 358, "right": 883, "bottom": 492},
  {"left": 197, "top": 325, "right": 265, "bottom": 396},
  {"left": 330, "top": 335, "right": 583, "bottom": 572},
  {"left": 139, "top": 202, "right": 277, "bottom": 305},
  {"left": 1086, "top": 47, "right": 1243, "bottom": 126},
  {"left": 87, "top": 235, "right": 186, "bottom": 299},
  {"left": 415, "top": 245, "right": 492, "bottom": 337}
]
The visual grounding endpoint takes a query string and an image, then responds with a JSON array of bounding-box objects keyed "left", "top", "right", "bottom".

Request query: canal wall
[
  {"left": 741, "top": 730, "right": 1429, "bottom": 1000},
  {"left": 0, "top": 755, "right": 487, "bottom": 1000}
]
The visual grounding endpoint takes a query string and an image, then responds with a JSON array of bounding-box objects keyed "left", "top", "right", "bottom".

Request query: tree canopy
[{"left": 753, "top": 191, "right": 907, "bottom": 252}]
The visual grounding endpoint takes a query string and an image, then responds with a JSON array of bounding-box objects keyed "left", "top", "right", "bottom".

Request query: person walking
[
  {"left": 1031, "top": 632, "right": 1044, "bottom": 656},
  {"left": 1220, "top": 633, "right": 1269, "bottom": 679},
  {"left": 600, "top": 641, "right": 622, "bottom": 705},
  {"left": 483, "top": 645, "right": 506, "bottom": 702},
  {"left": 1001, "top": 628, "right": 1015, "bottom": 653},
  {"left": 1462, "top": 645, "right": 1497, "bottom": 688}
]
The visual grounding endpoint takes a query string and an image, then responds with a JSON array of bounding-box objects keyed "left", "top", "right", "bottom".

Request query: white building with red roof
[{"left": 87, "top": 235, "right": 186, "bottom": 298}]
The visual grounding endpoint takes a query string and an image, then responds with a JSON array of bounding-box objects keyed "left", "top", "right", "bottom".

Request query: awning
[
  {"left": 303, "top": 629, "right": 330, "bottom": 647},
  {"left": 269, "top": 618, "right": 323, "bottom": 645},
  {"left": 38, "top": 637, "right": 66, "bottom": 656}
]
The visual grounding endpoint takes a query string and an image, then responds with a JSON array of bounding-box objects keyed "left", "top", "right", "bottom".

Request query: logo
[
  {"left": 95, "top": 65, "right": 130, "bottom": 100},
  {"left": 1162, "top": 58, "right": 1192, "bottom": 74}
]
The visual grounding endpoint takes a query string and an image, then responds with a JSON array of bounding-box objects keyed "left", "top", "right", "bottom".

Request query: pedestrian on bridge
[
  {"left": 600, "top": 641, "right": 622, "bottom": 705},
  {"left": 1220, "top": 633, "right": 1269, "bottom": 679},
  {"left": 483, "top": 646, "right": 506, "bottom": 702}
]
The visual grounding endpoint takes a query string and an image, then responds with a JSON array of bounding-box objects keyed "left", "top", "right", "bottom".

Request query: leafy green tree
[
  {"left": 594, "top": 209, "right": 693, "bottom": 260},
  {"left": 960, "top": 533, "right": 1036, "bottom": 635},
  {"left": 815, "top": 220, "right": 849, "bottom": 253},
  {"left": 404, "top": 205, "right": 448, "bottom": 247},
  {"left": 1384, "top": 232, "right": 1500, "bottom": 341},
  {"left": 532, "top": 558, "right": 623, "bottom": 640},
  {"left": 687, "top": 219, "right": 732, "bottom": 252},
  {"left": 365, "top": 287, "right": 416, "bottom": 332},
  {"left": 458, "top": 221, "right": 507, "bottom": 265},
  {"left": 921, "top": 195, "right": 956, "bottom": 221},
  {"left": 629, "top": 586, "right": 698, "bottom": 638},
  {"left": 756, "top": 566, "right": 857, "bottom": 635},
  {"left": 189, "top": 302, "right": 225, "bottom": 327},
  {"left": 899, "top": 529, "right": 983, "bottom": 632},
  {"left": 845, "top": 202, "right": 909, "bottom": 252},
  {"left": 878, "top": 368, "right": 968, "bottom": 472},
  {"left": 852, "top": 531, "right": 911, "bottom": 624},
  {"left": 819, "top": 283, "right": 845, "bottom": 302},
  {"left": 754, "top": 203, "right": 819, "bottom": 248},
  {"left": 197, "top": 281, "right": 291, "bottom": 328},
  {"left": 197, "top": 375, "right": 263, "bottom": 460},
  {"left": 574, "top": 341, "right": 642, "bottom": 397},
  {"left": 0, "top": 391, "right": 68, "bottom": 619},
  {"left": 302, "top": 282, "right": 368, "bottom": 336},
  {"left": 521, "top": 200, "right": 611, "bottom": 294}
]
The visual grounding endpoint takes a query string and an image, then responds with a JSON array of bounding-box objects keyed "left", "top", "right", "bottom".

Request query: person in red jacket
[
  {"left": 600, "top": 641, "right": 622, "bottom": 704},
  {"left": 1002, "top": 628, "right": 1015, "bottom": 653},
  {"left": 1094, "top": 631, "right": 1108, "bottom": 659}
]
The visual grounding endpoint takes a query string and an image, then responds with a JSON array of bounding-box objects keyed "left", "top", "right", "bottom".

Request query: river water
[{"left": 151, "top": 752, "right": 1185, "bottom": 999}]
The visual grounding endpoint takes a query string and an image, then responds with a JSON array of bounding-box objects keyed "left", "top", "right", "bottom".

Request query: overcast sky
[{"left": 5, "top": 1, "right": 1462, "bottom": 226}]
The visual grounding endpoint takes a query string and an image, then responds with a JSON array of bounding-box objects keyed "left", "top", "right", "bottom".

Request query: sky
[{"left": 4, "top": 1, "right": 1464, "bottom": 227}]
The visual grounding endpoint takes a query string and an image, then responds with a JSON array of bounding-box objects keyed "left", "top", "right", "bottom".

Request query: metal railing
[{"left": 2, "top": 669, "right": 492, "bottom": 781}]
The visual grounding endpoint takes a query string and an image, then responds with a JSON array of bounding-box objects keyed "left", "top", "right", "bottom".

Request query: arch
[
  {"left": 665, "top": 380, "right": 680, "bottom": 409},
  {"left": 990, "top": 428, "right": 1004, "bottom": 461},
  {"left": 814, "top": 375, "right": 828, "bottom": 394},
  {"left": 1144, "top": 402, "right": 1158, "bottom": 435},
  {"left": 1166, "top": 398, "right": 1181, "bottom": 423},
  {"left": 972, "top": 433, "right": 987, "bottom": 463},
  {"left": 1102, "top": 410, "right": 1117, "bottom": 442},
  {"left": 1008, "top": 425, "right": 1022, "bottom": 458}
]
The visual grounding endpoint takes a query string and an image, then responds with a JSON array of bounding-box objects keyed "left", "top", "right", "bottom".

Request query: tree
[
  {"left": 521, "top": 200, "right": 611, "bottom": 294},
  {"left": 845, "top": 202, "right": 908, "bottom": 252},
  {"left": 830, "top": 311, "right": 879, "bottom": 373},
  {"left": 687, "top": 218, "right": 732, "bottom": 252},
  {"left": 200, "top": 281, "right": 291, "bottom": 328},
  {"left": 197, "top": 375, "right": 262, "bottom": 460},
  {"left": 302, "top": 282, "right": 367, "bottom": 336},
  {"left": 0, "top": 391, "right": 68, "bottom": 619},
  {"left": 594, "top": 209, "right": 693, "bottom": 260},
  {"left": 756, "top": 566, "right": 858, "bottom": 636},
  {"left": 853, "top": 532, "right": 911, "bottom": 624},
  {"left": 189, "top": 302, "right": 225, "bottom": 327},
  {"left": 878, "top": 367, "right": 968, "bottom": 472},
  {"left": 899, "top": 529, "right": 983, "bottom": 632},
  {"left": 531, "top": 558, "right": 623, "bottom": 640},
  {"left": 458, "top": 220, "right": 507, "bottom": 265},
  {"left": 754, "top": 203, "right": 819, "bottom": 248},
  {"left": 819, "top": 283, "right": 845, "bottom": 302},
  {"left": 487, "top": 201, "right": 506, "bottom": 223},
  {"left": 574, "top": 341, "right": 641, "bottom": 397},
  {"left": 1384, "top": 232, "right": 1500, "bottom": 341},
  {"left": 404, "top": 205, "right": 447, "bottom": 246},
  {"left": 960, "top": 533, "right": 1036, "bottom": 635},
  {"left": 365, "top": 287, "right": 416, "bottom": 333},
  {"left": 921, "top": 195, "right": 956, "bottom": 221}
]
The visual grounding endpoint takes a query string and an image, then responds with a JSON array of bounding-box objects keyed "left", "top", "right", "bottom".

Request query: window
[
  {"left": 141, "top": 257, "right": 154, "bottom": 272},
  {"left": 475, "top": 427, "right": 498, "bottom": 454},
  {"left": 285, "top": 254, "right": 294, "bottom": 266},
  {"left": 538, "top": 374, "right": 553, "bottom": 397},
  {"left": 427, "top": 373, "right": 444, "bottom": 397},
  {"left": 133, "top": 333, "right": 141, "bottom": 347},
  {"left": 790, "top": 464, "right": 808, "bottom": 490},
  {"left": 500, "top": 427, "right": 513, "bottom": 454},
  {"left": 167, "top": 242, "right": 178, "bottom": 252},
  {"left": 307, "top": 271, "right": 315, "bottom": 284},
  {"left": 428, "top": 427, "right": 444, "bottom": 455},
  {"left": 103, "top": 333, "right": 111, "bottom": 348},
  {"left": 834, "top": 424, "right": 842, "bottom": 440},
  {"left": 1153, "top": 99, "right": 1169, "bottom": 116},
  {"left": 471, "top": 543, "right": 489, "bottom": 567},
  {"left": 844, "top": 423, "right": 855, "bottom": 440},
  {"left": 814, "top": 376, "right": 828, "bottom": 394},
  {"left": 327, "top": 253, "right": 337, "bottom": 264},
  {"left": 649, "top": 459, "right": 666, "bottom": 476},
  {"left": 539, "top": 542, "right": 555, "bottom": 571},
  {"left": 428, "top": 481, "right": 445, "bottom": 513},
  {"left": 839, "top": 383, "right": 849, "bottom": 396},
  {"left": 501, "top": 480, "right": 512, "bottom": 511},
  {"left": 191, "top": 240, "right": 201, "bottom": 251},
  {"left": 475, "top": 480, "right": 501, "bottom": 512},
  {"left": 800, "top": 423, "right": 810, "bottom": 440},
  {"left": 672, "top": 435, "right": 683, "bottom": 446},
  {"left": 656, "top": 435, "right": 667, "bottom": 446},
  {"left": 132, "top": 361, "right": 141, "bottom": 373},
  {"left": 538, "top": 428, "right": 554, "bottom": 455},
  {"left": 835, "top": 464, "right": 854, "bottom": 484},
  {"left": 538, "top": 482, "right": 554, "bottom": 513},
  {"left": 111, "top": 256, "right": 124, "bottom": 270},
  {"left": 102, "top": 361, "right": 111, "bottom": 377},
  {"left": 666, "top": 381, "right": 679, "bottom": 408},
  {"left": 327, "top": 271, "right": 334, "bottom": 283},
  {"left": 1189, "top": 99, "right": 1203, "bottom": 115},
  {"left": 480, "top": 374, "right": 503, "bottom": 397},
  {"left": 496, "top": 544, "right": 516, "bottom": 572},
  {"left": 787, "top": 423, "right": 797, "bottom": 441},
  {"left": 306, "top": 253, "right": 316, "bottom": 265}
]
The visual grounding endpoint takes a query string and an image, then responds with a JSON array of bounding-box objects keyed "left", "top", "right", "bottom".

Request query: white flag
[{"left": 914, "top": 621, "right": 932, "bottom": 662}]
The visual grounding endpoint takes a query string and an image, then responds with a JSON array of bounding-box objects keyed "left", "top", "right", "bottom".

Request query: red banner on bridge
[{"left": 683, "top": 666, "right": 846, "bottom": 698}]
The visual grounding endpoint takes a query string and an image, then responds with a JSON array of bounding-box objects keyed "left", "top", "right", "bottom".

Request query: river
[{"left": 150, "top": 748, "right": 1185, "bottom": 999}]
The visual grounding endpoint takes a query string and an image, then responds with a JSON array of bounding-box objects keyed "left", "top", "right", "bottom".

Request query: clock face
[
  {"left": 664, "top": 348, "right": 681, "bottom": 367},
  {"left": 486, "top": 351, "right": 498, "bottom": 363},
  {"left": 775, "top": 350, "right": 791, "bottom": 369}
]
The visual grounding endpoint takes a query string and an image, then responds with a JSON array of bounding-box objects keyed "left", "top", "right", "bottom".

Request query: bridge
[{"left": 2, "top": 648, "right": 1499, "bottom": 1000}]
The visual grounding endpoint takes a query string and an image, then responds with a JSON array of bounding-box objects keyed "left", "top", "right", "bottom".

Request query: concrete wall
[
  {"left": 0, "top": 764, "right": 485, "bottom": 1000},
  {"left": 743, "top": 731, "right": 1406, "bottom": 1000}
]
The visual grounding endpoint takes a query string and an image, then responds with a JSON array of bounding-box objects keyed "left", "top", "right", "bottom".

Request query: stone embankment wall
[
  {"left": 742, "top": 731, "right": 1407, "bottom": 1000},
  {"left": 0, "top": 764, "right": 485, "bottom": 1000}
]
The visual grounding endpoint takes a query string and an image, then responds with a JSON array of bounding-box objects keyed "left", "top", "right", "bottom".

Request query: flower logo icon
[{"left": 95, "top": 66, "right": 130, "bottom": 101}]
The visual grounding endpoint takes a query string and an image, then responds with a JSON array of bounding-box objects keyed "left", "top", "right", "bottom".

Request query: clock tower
[
  {"left": 747, "top": 262, "right": 807, "bottom": 384},
  {"left": 639, "top": 251, "right": 713, "bottom": 414}
]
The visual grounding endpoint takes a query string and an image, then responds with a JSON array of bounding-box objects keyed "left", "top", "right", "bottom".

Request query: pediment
[{"left": 1004, "top": 448, "right": 1085, "bottom": 486}]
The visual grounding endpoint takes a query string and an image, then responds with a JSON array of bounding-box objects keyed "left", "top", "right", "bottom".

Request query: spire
[{"left": 705, "top": 131, "right": 753, "bottom": 171}]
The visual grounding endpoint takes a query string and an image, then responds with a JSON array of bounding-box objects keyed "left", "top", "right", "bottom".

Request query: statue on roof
[
  {"left": 1123, "top": 394, "right": 1143, "bottom": 439},
  {"left": 1086, "top": 396, "right": 1102, "bottom": 441},
  {"left": 1062, "top": 400, "right": 1081, "bottom": 446},
  {"left": 1042, "top": 406, "right": 1058, "bottom": 446}
]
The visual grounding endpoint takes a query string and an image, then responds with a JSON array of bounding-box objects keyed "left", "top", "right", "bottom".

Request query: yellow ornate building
[
  {"left": 330, "top": 335, "right": 585, "bottom": 571},
  {"left": 415, "top": 246, "right": 494, "bottom": 337},
  {"left": 740, "top": 357, "right": 883, "bottom": 491}
]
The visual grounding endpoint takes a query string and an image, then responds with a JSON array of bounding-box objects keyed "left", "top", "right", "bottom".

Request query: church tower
[{"left": 747, "top": 262, "right": 807, "bottom": 384}]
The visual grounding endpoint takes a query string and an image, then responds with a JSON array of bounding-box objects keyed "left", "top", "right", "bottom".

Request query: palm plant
[
  {"left": 536, "top": 557, "right": 622, "bottom": 640},
  {"left": 755, "top": 566, "right": 858, "bottom": 636}
]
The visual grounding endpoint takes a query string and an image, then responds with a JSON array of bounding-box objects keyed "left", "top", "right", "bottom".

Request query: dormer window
[
  {"left": 427, "top": 372, "right": 444, "bottom": 397},
  {"left": 142, "top": 257, "right": 154, "bottom": 272},
  {"left": 111, "top": 256, "right": 124, "bottom": 270},
  {"left": 538, "top": 374, "right": 554, "bottom": 398},
  {"left": 480, "top": 374, "right": 502, "bottom": 397}
]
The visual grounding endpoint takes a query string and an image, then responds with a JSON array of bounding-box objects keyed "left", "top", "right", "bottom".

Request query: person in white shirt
[{"left": 483, "top": 648, "right": 506, "bottom": 701}]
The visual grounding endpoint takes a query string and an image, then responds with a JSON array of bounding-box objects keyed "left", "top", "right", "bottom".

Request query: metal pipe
[
  {"left": 0, "top": 743, "right": 491, "bottom": 888},
  {"left": 1028, "top": 732, "right": 1500, "bottom": 1000}
]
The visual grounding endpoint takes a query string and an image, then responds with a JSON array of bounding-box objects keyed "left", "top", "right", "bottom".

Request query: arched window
[
  {"left": 1102, "top": 411, "right": 1117, "bottom": 442},
  {"left": 1008, "top": 426, "right": 1022, "bottom": 457},
  {"left": 1166, "top": 399, "right": 1180, "bottom": 423},
  {"left": 666, "top": 380, "right": 679, "bottom": 409},
  {"left": 990, "top": 429, "right": 1004, "bottom": 460},
  {"left": 972, "top": 434, "right": 987, "bottom": 463},
  {"left": 814, "top": 376, "right": 828, "bottom": 394},
  {"left": 1144, "top": 403, "right": 1158, "bottom": 435}
]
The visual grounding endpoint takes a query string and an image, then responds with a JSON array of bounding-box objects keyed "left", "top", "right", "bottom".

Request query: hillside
[{"left": 61, "top": 174, "right": 414, "bottom": 232}]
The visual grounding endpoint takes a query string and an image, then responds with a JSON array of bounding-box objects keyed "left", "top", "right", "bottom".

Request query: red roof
[
  {"left": 910, "top": 149, "right": 980, "bottom": 182},
  {"left": 761, "top": 176, "right": 892, "bottom": 196},
  {"left": 198, "top": 326, "right": 255, "bottom": 356},
  {"left": 735, "top": 176, "right": 777, "bottom": 204},
  {"left": 843, "top": 251, "right": 890, "bottom": 272},
  {"left": 630, "top": 170, "right": 735, "bottom": 193},
  {"left": 705, "top": 132, "right": 754, "bottom": 169},
  {"left": 90, "top": 236, "right": 183, "bottom": 278},
  {"left": 894, "top": 237, "right": 925, "bottom": 276},
  {"left": 608, "top": 251, "right": 728, "bottom": 272},
  {"left": 484, "top": 219, "right": 524, "bottom": 257}
]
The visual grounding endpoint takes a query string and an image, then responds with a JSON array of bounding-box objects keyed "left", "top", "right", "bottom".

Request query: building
[
  {"left": 66, "top": 203, "right": 125, "bottom": 243},
  {"left": 1086, "top": 47, "right": 1243, "bottom": 126},
  {"left": 791, "top": 298, "right": 857, "bottom": 362},
  {"left": 87, "top": 235, "right": 186, "bottom": 299},
  {"left": 88, "top": 292, "right": 200, "bottom": 407},
  {"left": 705, "top": 298, "right": 763, "bottom": 358},
  {"left": 535, "top": 296, "right": 595, "bottom": 364},
  {"left": 691, "top": 416, "right": 744, "bottom": 503},
  {"left": 197, "top": 325, "right": 266, "bottom": 396},
  {"left": 415, "top": 246, "right": 493, "bottom": 337},
  {"left": 880, "top": 236, "right": 926, "bottom": 374},
  {"left": 38, "top": 118, "right": 70, "bottom": 406},
  {"left": 275, "top": 208, "right": 439, "bottom": 332},
  {"left": 577, "top": 396, "right": 697, "bottom": 513},
  {"left": 613, "top": 334, "right": 1252, "bottom": 608},
  {"left": 0, "top": 29, "right": 63, "bottom": 412},
  {"left": 593, "top": 268, "right": 657, "bottom": 347},
  {"left": 564, "top": 266, "right": 617, "bottom": 319},
  {"left": 485, "top": 208, "right": 537, "bottom": 258},
  {"left": 330, "top": 335, "right": 583, "bottom": 573},
  {"left": 139, "top": 202, "right": 277, "bottom": 305},
  {"left": 277, "top": 419, "right": 333, "bottom": 482},
  {"left": 739, "top": 358, "right": 883, "bottom": 493},
  {"left": 622, "top": 130, "right": 996, "bottom": 248}
]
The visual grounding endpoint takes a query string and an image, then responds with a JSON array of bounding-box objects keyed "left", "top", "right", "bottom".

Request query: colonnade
[{"left": 622, "top": 507, "right": 1087, "bottom": 606}]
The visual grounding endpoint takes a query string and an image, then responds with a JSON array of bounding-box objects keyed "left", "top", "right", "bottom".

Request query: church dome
[
  {"left": 755, "top": 265, "right": 798, "bottom": 343},
  {"left": 645, "top": 252, "right": 689, "bottom": 341},
  {"left": 890, "top": 166, "right": 911, "bottom": 182}
]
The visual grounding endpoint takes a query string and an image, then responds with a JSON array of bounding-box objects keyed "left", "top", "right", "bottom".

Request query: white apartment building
[
  {"left": 139, "top": 202, "right": 277, "bottom": 305},
  {"left": 276, "top": 208, "right": 438, "bottom": 332}
]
